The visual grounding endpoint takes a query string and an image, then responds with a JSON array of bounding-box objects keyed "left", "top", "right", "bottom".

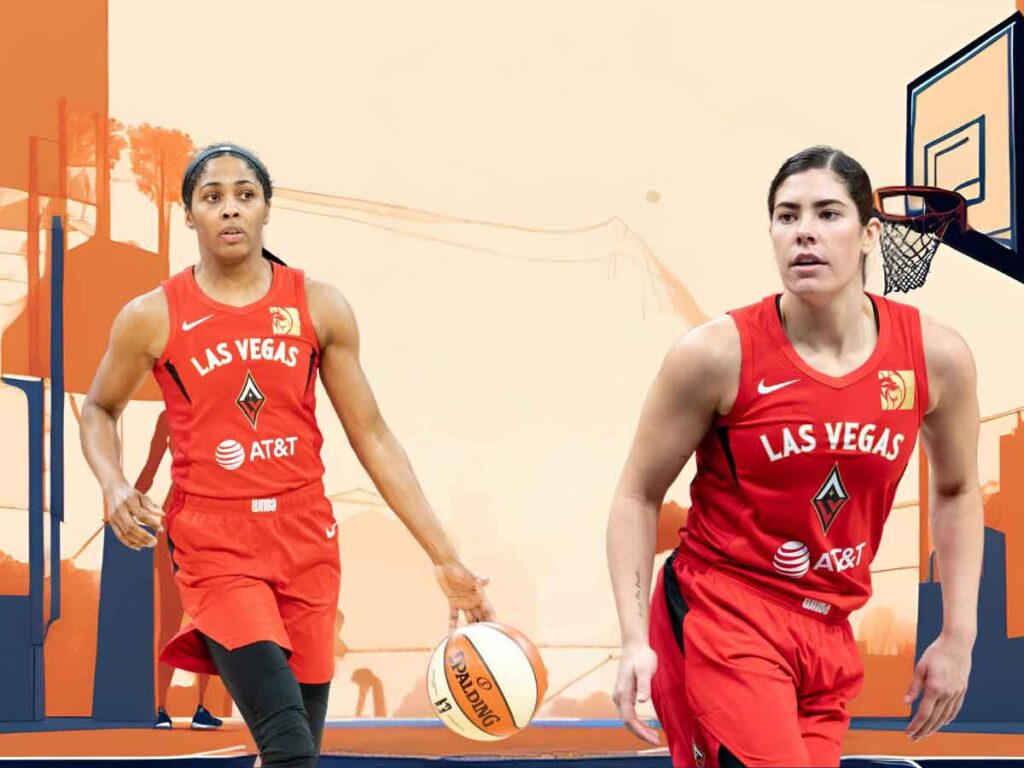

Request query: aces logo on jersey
[
  {"left": 812, "top": 463, "right": 850, "bottom": 534},
  {"left": 236, "top": 371, "right": 266, "bottom": 428}
]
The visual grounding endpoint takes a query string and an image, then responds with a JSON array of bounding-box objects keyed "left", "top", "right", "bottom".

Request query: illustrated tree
[
  {"left": 64, "top": 107, "right": 127, "bottom": 239},
  {"left": 65, "top": 109, "right": 127, "bottom": 175},
  {"left": 127, "top": 124, "right": 194, "bottom": 269}
]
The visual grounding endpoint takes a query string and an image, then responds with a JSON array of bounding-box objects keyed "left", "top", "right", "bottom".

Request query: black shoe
[
  {"left": 191, "top": 705, "right": 224, "bottom": 729},
  {"left": 154, "top": 708, "right": 172, "bottom": 729}
]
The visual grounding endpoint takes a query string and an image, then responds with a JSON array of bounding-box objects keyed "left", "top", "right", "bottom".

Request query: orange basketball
[{"left": 426, "top": 622, "right": 548, "bottom": 741}]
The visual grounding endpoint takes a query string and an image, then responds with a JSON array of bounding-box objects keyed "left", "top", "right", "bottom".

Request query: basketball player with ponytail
[
  {"left": 81, "top": 144, "right": 493, "bottom": 767},
  {"left": 607, "top": 146, "right": 983, "bottom": 766}
]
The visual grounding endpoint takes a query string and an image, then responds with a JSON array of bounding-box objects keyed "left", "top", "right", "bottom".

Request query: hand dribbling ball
[{"left": 427, "top": 622, "right": 548, "bottom": 741}]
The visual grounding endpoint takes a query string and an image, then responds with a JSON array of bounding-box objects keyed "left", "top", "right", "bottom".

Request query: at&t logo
[
  {"left": 772, "top": 540, "right": 868, "bottom": 578},
  {"left": 214, "top": 436, "right": 299, "bottom": 470}
]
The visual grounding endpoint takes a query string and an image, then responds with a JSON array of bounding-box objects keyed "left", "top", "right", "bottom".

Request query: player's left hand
[
  {"left": 904, "top": 632, "right": 973, "bottom": 741},
  {"left": 435, "top": 561, "right": 494, "bottom": 632}
]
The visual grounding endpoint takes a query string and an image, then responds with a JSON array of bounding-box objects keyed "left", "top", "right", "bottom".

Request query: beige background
[{"left": 1, "top": 0, "right": 1020, "bottom": 720}]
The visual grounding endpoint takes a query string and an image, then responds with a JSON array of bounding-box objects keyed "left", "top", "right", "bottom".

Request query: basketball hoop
[{"left": 872, "top": 186, "right": 968, "bottom": 294}]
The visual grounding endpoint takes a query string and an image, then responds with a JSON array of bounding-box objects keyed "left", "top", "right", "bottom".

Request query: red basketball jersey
[
  {"left": 679, "top": 294, "right": 928, "bottom": 616},
  {"left": 152, "top": 263, "right": 325, "bottom": 498}
]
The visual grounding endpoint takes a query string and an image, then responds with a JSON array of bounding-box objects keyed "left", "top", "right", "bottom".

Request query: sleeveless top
[
  {"left": 678, "top": 294, "right": 928, "bottom": 614},
  {"left": 152, "top": 263, "right": 325, "bottom": 498}
]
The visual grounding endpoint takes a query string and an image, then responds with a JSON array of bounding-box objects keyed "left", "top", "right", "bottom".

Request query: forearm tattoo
[{"left": 634, "top": 570, "right": 645, "bottom": 619}]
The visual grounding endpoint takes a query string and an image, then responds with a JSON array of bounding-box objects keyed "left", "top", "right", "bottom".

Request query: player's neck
[
  {"left": 779, "top": 287, "right": 874, "bottom": 357},
  {"left": 193, "top": 249, "right": 273, "bottom": 306}
]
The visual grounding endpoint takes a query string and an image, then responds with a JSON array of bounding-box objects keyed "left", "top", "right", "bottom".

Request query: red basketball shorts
[
  {"left": 648, "top": 552, "right": 863, "bottom": 768},
  {"left": 159, "top": 480, "right": 340, "bottom": 684}
]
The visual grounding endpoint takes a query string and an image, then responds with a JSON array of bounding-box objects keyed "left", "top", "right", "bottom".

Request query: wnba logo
[
  {"left": 878, "top": 369, "right": 915, "bottom": 411},
  {"left": 251, "top": 498, "right": 278, "bottom": 513}
]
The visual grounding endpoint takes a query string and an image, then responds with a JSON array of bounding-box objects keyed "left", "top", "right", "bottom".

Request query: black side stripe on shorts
[
  {"left": 662, "top": 551, "right": 689, "bottom": 655},
  {"left": 717, "top": 426, "right": 739, "bottom": 486},
  {"left": 166, "top": 533, "right": 180, "bottom": 574},
  {"left": 163, "top": 360, "right": 191, "bottom": 404}
]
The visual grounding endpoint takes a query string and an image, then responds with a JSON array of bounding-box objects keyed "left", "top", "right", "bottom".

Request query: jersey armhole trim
[
  {"left": 292, "top": 269, "right": 322, "bottom": 355},
  {"left": 718, "top": 311, "right": 750, "bottom": 427},
  {"left": 909, "top": 305, "right": 930, "bottom": 423},
  {"left": 155, "top": 281, "right": 178, "bottom": 367}
]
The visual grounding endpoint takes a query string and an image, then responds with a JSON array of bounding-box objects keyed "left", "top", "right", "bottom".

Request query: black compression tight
[
  {"left": 204, "top": 637, "right": 331, "bottom": 767},
  {"left": 718, "top": 745, "right": 747, "bottom": 767}
]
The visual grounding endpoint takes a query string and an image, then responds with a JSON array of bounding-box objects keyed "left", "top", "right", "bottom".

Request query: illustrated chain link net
[{"left": 879, "top": 215, "right": 954, "bottom": 294}]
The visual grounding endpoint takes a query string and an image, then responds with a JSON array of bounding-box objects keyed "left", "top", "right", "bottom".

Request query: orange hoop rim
[{"left": 872, "top": 185, "right": 968, "bottom": 232}]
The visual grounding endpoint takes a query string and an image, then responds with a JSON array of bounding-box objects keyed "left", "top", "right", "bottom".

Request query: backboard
[{"left": 906, "top": 8, "right": 1024, "bottom": 282}]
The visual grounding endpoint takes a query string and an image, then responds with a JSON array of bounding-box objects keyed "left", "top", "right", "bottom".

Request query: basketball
[{"left": 426, "top": 622, "right": 548, "bottom": 741}]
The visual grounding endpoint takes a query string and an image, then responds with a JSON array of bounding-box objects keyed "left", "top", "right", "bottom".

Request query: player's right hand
[
  {"left": 612, "top": 640, "right": 661, "bottom": 746},
  {"left": 435, "top": 560, "right": 494, "bottom": 633},
  {"left": 105, "top": 481, "right": 164, "bottom": 551}
]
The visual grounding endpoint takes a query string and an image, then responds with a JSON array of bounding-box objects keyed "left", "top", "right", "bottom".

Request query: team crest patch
[
  {"left": 692, "top": 741, "right": 705, "bottom": 768},
  {"left": 270, "top": 306, "right": 301, "bottom": 336},
  {"left": 236, "top": 371, "right": 266, "bottom": 428},
  {"left": 878, "top": 369, "right": 914, "bottom": 411},
  {"left": 812, "top": 463, "right": 850, "bottom": 535}
]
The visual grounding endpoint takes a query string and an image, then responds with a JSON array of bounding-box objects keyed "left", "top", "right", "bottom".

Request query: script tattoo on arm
[{"left": 635, "top": 569, "right": 645, "bottom": 619}]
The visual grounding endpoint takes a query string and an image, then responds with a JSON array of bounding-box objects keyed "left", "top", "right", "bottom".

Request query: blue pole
[
  {"left": 49, "top": 215, "right": 64, "bottom": 631},
  {"left": 2, "top": 375, "right": 46, "bottom": 720}
]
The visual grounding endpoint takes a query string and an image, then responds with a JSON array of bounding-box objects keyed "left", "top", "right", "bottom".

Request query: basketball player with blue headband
[
  {"left": 607, "top": 146, "right": 983, "bottom": 766},
  {"left": 80, "top": 142, "right": 494, "bottom": 767}
]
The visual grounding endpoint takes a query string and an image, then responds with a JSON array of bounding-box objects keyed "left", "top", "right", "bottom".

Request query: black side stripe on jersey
[
  {"left": 662, "top": 551, "right": 688, "bottom": 655},
  {"left": 304, "top": 350, "right": 318, "bottom": 392},
  {"left": 717, "top": 426, "right": 739, "bottom": 485},
  {"left": 163, "top": 360, "right": 192, "bottom": 404}
]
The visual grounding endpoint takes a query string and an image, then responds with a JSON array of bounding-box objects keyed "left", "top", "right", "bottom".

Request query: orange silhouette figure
[
  {"left": 333, "top": 609, "right": 349, "bottom": 658},
  {"left": 135, "top": 411, "right": 231, "bottom": 720},
  {"left": 351, "top": 668, "right": 386, "bottom": 717}
]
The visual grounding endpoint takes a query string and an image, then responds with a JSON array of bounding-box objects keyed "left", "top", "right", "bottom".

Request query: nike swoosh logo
[
  {"left": 757, "top": 377, "right": 800, "bottom": 395},
  {"left": 181, "top": 314, "right": 214, "bottom": 332},
  {"left": 326, "top": 522, "right": 338, "bottom": 539}
]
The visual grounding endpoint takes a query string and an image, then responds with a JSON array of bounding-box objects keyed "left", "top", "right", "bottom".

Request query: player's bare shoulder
[
  {"left": 111, "top": 286, "right": 170, "bottom": 361},
  {"left": 920, "top": 314, "right": 976, "bottom": 415},
  {"left": 303, "top": 275, "right": 357, "bottom": 349},
  {"left": 661, "top": 315, "right": 742, "bottom": 416}
]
